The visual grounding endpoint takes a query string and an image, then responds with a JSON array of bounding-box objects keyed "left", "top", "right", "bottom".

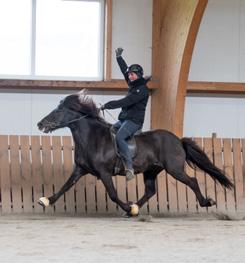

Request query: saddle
[{"left": 110, "top": 126, "right": 141, "bottom": 175}]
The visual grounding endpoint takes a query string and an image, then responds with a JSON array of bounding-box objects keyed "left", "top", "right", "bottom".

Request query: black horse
[{"left": 37, "top": 91, "right": 233, "bottom": 215}]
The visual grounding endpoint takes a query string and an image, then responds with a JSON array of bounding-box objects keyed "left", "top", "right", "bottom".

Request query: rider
[{"left": 101, "top": 47, "right": 150, "bottom": 181}]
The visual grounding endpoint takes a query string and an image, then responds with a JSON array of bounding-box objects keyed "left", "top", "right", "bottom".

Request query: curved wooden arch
[{"left": 151, "top": 0, "right": 208, "bottom": 136}]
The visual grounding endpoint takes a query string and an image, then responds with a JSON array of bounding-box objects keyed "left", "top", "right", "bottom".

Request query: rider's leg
[
  {"left": 115, "top": 120, "right": 141, "bottom": 180},
  {"left": 111, "top": 120, "right": 122, "bottom": 134}
]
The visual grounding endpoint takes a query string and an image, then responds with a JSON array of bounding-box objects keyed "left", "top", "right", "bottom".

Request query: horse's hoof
[
  {"left": 38, "top": 197, "right": 50, "bottom": 207},
  {"left": 201, "top": 198, "right": 216, "bottom": 207},
  {"left": 130, "top": 204, "right": 139, "bottom": 216},
  {"left": 208, "top": 198, "right": 216, "bottom": 206}
]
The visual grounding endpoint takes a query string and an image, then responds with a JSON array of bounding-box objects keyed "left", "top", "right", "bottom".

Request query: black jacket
[{"left": 104, "top": 56, "right": 150, "bottom": 126}]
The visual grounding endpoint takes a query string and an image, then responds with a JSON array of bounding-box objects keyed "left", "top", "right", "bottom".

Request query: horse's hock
[{"left": 0, "top": 134, "right": 244, "bottom": 215}]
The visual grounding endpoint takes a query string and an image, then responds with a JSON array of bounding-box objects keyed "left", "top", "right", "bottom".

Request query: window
[
  {"left": 0, "top": 0, "right": 31, "bottom": 75},
  {"left": 0, "top": 0, "right": 104, "bottom": 80}
]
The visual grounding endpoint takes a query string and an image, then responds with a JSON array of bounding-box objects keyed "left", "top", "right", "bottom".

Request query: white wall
[
  {"left": 186, "top": 0, "right": 245, "bottom": 138},
  {"left": 0, "top": 0, "right": 152, "bottom": 136},
  {"left": 0, "top": 89, "right": 151, "bottom": 136},
  {"left": 111, "top": 0, "right": 152, "bottom": 78},
  {"left": 184, "top": 94, "right": 245, "bottom": 138}
]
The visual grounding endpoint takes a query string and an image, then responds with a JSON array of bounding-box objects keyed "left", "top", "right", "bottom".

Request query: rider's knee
[{"left": 115, "top": 133, "right": 125, "bottom": 144}]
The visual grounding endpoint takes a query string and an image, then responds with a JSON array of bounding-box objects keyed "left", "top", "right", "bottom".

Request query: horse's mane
[{"left": 63, "top": 91, "right": 110, "bottom": 126}]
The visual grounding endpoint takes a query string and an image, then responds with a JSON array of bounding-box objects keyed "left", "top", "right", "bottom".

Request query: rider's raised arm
[{"left": 115, "top": 47, "right": 129, "bottom": 82}]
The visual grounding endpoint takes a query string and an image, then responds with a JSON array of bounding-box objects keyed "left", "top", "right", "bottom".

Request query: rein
[
  {"left": 101, "top": 108, "right": 117, "bottom": 122},
  {"left": 45, "top": 113, "right": 88, "bottom": 129},
  {"left": 64, "top": 114, "right": 88, "bottom": 125}
]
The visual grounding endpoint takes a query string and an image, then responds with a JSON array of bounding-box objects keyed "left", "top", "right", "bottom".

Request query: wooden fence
[{"left": 0, "top": 135, "right": 244, "bottom": 215}]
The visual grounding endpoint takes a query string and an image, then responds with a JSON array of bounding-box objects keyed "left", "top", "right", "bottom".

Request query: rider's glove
[{"left": 115, "top": 47, "right": 123, "bottom": 57}]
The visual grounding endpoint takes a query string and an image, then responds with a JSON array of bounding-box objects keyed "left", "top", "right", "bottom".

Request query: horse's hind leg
[
  {"left": 136, "top": 166, "right": 162, "bottom": 209},
  {"left": 166, "top": 165, "right": 216, "bottom": 207}
]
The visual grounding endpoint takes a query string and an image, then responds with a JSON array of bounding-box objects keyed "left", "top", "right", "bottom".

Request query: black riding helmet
[{"left": 126, "top": 64, "right": 143, "bottom": 78}]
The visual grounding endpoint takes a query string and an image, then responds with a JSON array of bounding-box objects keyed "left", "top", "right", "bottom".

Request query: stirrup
[{"left": 125, "top": 169, "right": 135, "bottom": 181}]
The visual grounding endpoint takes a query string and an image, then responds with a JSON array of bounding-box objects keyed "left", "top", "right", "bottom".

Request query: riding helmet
[{"left": 126, "top": 64, "right": 144, "bottom": 78}]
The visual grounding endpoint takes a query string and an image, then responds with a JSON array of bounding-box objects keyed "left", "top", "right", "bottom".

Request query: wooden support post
[{"left": 151, "top": 0, "right": 208, "bottom": 136}]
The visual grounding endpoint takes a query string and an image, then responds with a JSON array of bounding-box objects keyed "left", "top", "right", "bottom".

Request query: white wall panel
[
  {"left": 184, "top": 94, "right": 245, "bottom": 138},
  {"left": 189, "top": 0, "right": 240, "bottom": 82},
  {"left": 0, "top": 90, "right": 151, "bottom": 135},
  {"left": 186, "top": 0, "right": 245, "bottom": 137},
  {"left": 111, "top": 0, "right": 152, "bottom": 79},
  {"left": 0, "top": 91, "right": 32, "bottom": 135}
]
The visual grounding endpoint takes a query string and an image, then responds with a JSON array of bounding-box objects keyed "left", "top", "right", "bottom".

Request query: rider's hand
[{"left": 115, "top": 47, "right": 123, "bottom": 57}]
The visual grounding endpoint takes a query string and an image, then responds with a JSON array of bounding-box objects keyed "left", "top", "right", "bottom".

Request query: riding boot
[
  {"left": 125, "top": 168, "right": 135, "bottom": 181},
  {"left": 122, "top": 159, "right": 135, "bottom": 181}
]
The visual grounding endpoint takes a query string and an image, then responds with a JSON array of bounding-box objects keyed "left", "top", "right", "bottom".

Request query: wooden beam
[
  {"left": 176, "top": 0, "right": 208, "bottom": 135},
  {"left": 187, "top": 81, "right": 245, "bottom": 94},
  {"left": 151, "top": 0, "right": 208, "bottom": 136},
  {"left": 104, "top": 0, "right": 113, "bottom": 81},
  {"left": 151, "top": 0, "right": 161, "bottom": 81},
  {"left": 0, "top": 79, "right": 158, "bottom": 91}
]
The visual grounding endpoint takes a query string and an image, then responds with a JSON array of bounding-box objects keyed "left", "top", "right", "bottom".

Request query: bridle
[
  {"left": 43, "top": 108, "right": 89, "bottom": 129},
  {"left": 62, "top": 114, "right": 88, "bottom": 126}
]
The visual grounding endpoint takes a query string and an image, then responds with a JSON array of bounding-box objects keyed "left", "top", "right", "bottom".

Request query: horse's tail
[{"left": 181, "top": 138, "right": 234, "bottom": 189}]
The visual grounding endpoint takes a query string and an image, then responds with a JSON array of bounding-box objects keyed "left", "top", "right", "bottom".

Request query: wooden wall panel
[
  {"left": 62, "top": 136, "right": 76, "bottom": 214},
  {"left": 213, "top": 137, "right": 226, "bottom": 212},
  {"left": 31, "top": 136, "right": 44, "bottom": 213},
  {"left": 52, "top": 136, "right": 66, "bottom": 213},
  {"left": 203, "top": 138, "right": 216, "bottom": 213},
  {"left": 0, "top": 136, "right": 11, "bottom": 214},
  {"left": 156, "top": 171, "right": 168, "bottom": 213},
  {"left": 9, "top": 136, "right": 22, "bottom": 213},
  {"left": 233, "top": 139, "right": 245, "bottom": 212},
  {"left": 20, "top": 136, "right": 33, "bottom": 213},
  {"left": 0, "top": 135, "right": 243, "bottom": 215},
  {"left": 41, "top": 136, "right": 54, "bottom": 214},
  {"left": 223, "top": 139, "right": 236, "bottom": 212}
]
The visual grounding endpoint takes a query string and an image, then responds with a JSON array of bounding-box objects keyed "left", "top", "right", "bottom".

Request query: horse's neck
[
  {"left": 70, "top": 119, "right": 109, "bottom": 149},
  {"left": 70, "top": 121, "right": 89, "bottom": 149}
]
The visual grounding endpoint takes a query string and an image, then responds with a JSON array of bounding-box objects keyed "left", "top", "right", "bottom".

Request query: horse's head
[{"left": 37, "top": 91, "right": 100, "bottom": 133}]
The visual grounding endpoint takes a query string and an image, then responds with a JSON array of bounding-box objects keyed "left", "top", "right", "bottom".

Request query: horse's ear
[
  {"left": 78, "top": 89, "right": 87, "bottom": 101},
  {"left": 78, "top": 89, "right": 87, "bottom": 96}
]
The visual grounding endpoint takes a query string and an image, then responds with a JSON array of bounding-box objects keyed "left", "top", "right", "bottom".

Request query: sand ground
[{"left": 0, "top": 213, "right": 244, "bottom": 263}]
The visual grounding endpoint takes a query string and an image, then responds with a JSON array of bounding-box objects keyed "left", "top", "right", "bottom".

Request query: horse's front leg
[
  {"left": 100, "top": 173, "right": 137, "bottom": 215},
  {"left": 38, "top": 165, "right": 87, "bottom": 207}
]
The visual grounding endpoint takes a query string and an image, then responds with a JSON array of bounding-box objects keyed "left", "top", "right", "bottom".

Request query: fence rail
[{"left": 0, "top": 135, "right": 244, "bottom": 215}]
